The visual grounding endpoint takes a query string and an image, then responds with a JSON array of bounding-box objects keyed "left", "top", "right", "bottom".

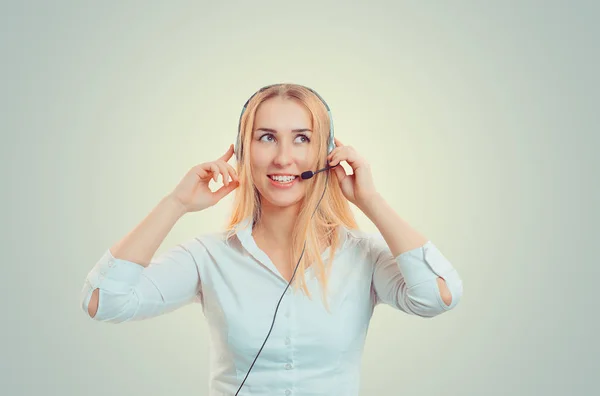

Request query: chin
[
  {"left": 257, "top": 184, "right": 304, "bottom": 209},
  {"left": 263, "top": 193, "right": 303, "bottom": 208}
]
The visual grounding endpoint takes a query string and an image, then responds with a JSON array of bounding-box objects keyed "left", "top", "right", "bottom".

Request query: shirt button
[
  {"left": 285, "top": 363, "right": 293, "bottom": 370},
  {"left": 285, "top": 390, "right": 291, "bottom": 395}
]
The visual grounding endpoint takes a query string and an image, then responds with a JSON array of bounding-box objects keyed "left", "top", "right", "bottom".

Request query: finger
[
  {"left": 333, "top": 163, "right": 347, "bottom": 181},
  {"left": 214, "top": 162, "right": 230, "bottom": 186},
  {"left": 326, "top": 147, "right": 339, "bottom": 162},
  {"left": 328, "top": 153, "right": 335, "bottom": 166},
  {"left": 219, "top": 160, "right": 238, "bottom": 182},
  {"left": 328, "top": 152, "right": 337, "bottom": 166},
  {"left": 329, "top": 151, "right": 343, "bottom": 167},
  {"left": 220, "top": 161, "right": 237, "bottom": 185},
  {"left": 225, "top": 161, "right": 239, "bottom": 182},
  {"left": 210, "top": 163, "right": 220, "bottom": 183},
  {"left": 218, "top": 144, "right": 235, "bottom": 162},
  {"left": 334, "top": 137, "right": 344, "bottom": 147},
  {"left": 196, "top": 162, "right": 216, "bottom": 181},
  {"left": 194, "top": 163, "right": 209, "bottom": 180},
  {"left": 339, "top": 147, "right": 361, "bottom": 166}
]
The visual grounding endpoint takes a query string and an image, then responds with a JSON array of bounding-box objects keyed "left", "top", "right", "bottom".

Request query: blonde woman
[{"left": 80, "top": 83, "right": 463, "bottom": 396}]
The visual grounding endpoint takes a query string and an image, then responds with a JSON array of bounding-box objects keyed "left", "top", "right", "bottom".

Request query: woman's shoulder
[
  {"left": 339, "top": 226, "right": 383, "bottom": 253},
  {"left": 343, "top": 225, "right": 381, "bottom": 242},
  {"left": 172, "top": 229, "right": 239, "bottom": 256},
  {"left": 191, "top": 229, "right": 238, "bottom": 247}
]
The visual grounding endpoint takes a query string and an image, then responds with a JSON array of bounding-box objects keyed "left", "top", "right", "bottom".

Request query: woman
[{"left": 80, "top": 83, "right": 463, "bottom": 396}]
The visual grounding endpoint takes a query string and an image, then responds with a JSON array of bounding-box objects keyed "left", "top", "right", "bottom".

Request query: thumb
[
  {"left": 212, "top": 180, "right": 239, "bottom": 201},
  {"left": 333, "top": 165, "right": 346, "bottom": 184}
]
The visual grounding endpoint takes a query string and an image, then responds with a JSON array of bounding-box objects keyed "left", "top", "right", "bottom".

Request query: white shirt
[{"left": 81, "top": 216, "right": 463, "bottom": 396}]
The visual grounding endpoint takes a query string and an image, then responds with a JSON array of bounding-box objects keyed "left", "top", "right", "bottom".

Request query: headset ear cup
[
  {"left": 327, "top": 133, "right": 335, "bottom": 155},
  {"left": 326, "top": 109, "right": 335, "bottom": 155}
]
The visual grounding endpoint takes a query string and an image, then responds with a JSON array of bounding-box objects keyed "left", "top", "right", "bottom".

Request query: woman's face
[{"left": 249, "top": 96, "right": 317, "bottom": 210}]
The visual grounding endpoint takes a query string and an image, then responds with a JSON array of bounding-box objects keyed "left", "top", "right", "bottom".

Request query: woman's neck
[
  {"left": 252, "top": 207, "right": 298, "bottom": 248},
  {"left": 252, "top": 207, "right": 332, "bottom": 254}
]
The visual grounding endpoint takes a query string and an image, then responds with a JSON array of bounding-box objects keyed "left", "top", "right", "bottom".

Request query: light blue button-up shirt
[{"left": 81, "top": 217, "right": 463, "bottom": 395}]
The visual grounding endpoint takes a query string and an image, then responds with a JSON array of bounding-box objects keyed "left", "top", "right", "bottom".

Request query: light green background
[{"left": 2, "top": 1, "right": 597, "bottom": 395}]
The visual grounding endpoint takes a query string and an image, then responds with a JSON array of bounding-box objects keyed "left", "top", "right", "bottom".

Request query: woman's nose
[{"left": 273, "top": 143, "right": 294, "bottom": 165}]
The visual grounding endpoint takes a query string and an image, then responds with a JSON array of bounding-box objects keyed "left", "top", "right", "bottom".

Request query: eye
[
  {"left": 259, "top": 133, "right": 275, "bottom": 142},
  {"left": 258, "top": 134, "right": 311, "bottom": 143},
  {"left": 296, "top": 134, "right": 311, "bottom": 143}
]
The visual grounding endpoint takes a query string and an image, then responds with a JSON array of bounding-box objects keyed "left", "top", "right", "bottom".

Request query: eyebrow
[{"left": 255, "top": 128, "right": 312, "bottom": 134}]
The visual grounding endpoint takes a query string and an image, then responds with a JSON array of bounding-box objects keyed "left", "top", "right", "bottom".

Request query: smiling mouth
[{"left": 267, "top": 175, "right": 299, "bottom": 183}]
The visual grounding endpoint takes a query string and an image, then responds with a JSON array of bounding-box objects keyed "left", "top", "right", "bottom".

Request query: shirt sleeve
[
  {"left": 80, "top": 238, "right": 205, "bottom": 323},
  {"left": 369, "top": 233, "right": 463, "bottom": 317}
]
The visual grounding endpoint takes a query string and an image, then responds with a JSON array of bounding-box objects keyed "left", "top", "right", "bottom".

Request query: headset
[{"left": 234, "top": 83, "right": 336, "bottom": 395}]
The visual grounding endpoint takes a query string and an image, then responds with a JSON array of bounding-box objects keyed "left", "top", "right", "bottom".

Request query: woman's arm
[
  {"left": 359, "top": 194, "right": 463, "bottom": 317},
  {"left": 82, "top": 194, "right": 202, "bottom": 322},
  {"left": 110, "top": 194, "right": 187, "bottom": 267}
]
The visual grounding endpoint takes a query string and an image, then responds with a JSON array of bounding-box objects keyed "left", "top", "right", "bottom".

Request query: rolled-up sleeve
[
  {"left": 80, "top": 238, "right": 204, "bottom": 323},
  {"left": 370, "top": 234, "right": 463, "bottom": 318}
]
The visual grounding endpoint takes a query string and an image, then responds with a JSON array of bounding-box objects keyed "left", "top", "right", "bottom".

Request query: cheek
[{"left": 250, "top": 145, "right": 268, "bottom": 167}]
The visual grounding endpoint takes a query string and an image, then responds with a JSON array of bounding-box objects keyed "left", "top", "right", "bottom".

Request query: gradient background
[{"left": 2, "top": 1, "right": 597, "bottom": 395}]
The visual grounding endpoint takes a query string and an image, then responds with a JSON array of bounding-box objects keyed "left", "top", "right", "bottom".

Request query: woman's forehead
[{"left": 254, "top": 97, "right": 312, "bottom": 129}]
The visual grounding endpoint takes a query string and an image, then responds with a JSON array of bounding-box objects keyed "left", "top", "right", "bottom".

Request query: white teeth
[{"left": 270, "top": 175, "right": 296, "bottom": 182}]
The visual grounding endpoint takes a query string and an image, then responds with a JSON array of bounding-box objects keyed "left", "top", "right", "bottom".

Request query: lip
[{"left": 266, "top": 175, "right": 299, "bottom": 189}]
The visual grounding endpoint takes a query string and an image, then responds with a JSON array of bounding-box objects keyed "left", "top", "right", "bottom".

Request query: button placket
[
  {"left": 282, "top": 293, "right": 293, "bottom": 349},
  {"left": 283, "top": 289, "right": 296, "bottom": 387}
]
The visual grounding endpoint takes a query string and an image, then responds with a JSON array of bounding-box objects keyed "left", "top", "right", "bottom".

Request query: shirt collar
[
  {"left": 232, "top": 216, "right": 254, "bottom": 248},
  {"left": 230, "top": 216, "right": 350, "bottom": 284},
  {"left": 232, "top": 215, "right": 348, "bottom": 257}
]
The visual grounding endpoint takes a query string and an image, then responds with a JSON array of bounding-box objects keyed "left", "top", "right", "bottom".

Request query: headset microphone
[{"left": 300, "top": 164, "right": 338, "bottom": 180}]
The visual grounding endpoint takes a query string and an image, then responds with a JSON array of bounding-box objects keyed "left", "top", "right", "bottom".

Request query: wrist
[
  {"left": 163, "top": 194, "right": 188, "bottom": 218},
  {"left": 357, "top": 192, "right": 384, "bottom": 216}
]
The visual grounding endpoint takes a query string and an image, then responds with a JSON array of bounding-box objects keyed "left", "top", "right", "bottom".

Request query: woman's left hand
[{"left": 327, "top": 137, "right": 379, "bottom": 209}]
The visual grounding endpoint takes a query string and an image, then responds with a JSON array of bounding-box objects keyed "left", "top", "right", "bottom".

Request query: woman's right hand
[{"left": 169, "top": 144, "right": 240, "bottom": 214}]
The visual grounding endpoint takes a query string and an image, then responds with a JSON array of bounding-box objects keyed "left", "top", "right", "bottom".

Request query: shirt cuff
[
  {"left": 86, "top": 248, "right": 145, "bottom": 293},
  {"left": 395, "top": 240, "right": 455, "bottom": 289}
]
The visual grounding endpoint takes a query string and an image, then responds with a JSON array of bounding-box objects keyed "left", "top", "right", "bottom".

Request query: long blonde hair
[{"left": 225, "top": 83, "right": 359, "bottom": 312}]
